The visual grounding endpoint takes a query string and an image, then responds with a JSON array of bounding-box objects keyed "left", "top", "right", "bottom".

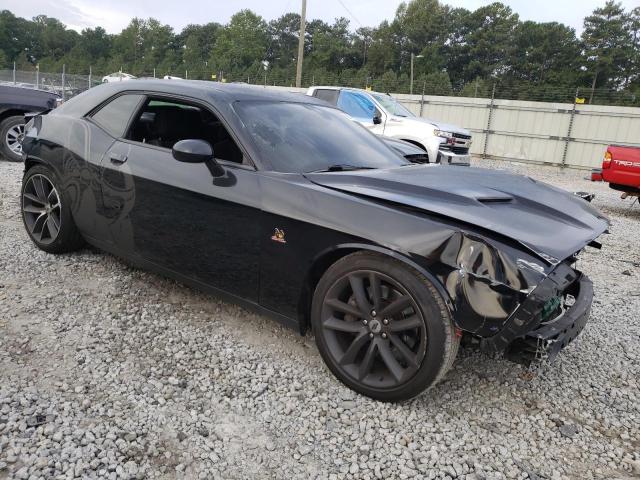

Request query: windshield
[
  {"left": 235, "top": 101, "right": 408, "bottom": 173},
  {"left": 371, "top": 93, "right": 414, "bottom": 117}
]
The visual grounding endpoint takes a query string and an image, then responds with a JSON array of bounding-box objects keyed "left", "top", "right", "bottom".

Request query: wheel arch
[
  {"left": 24, "top": 156, "right": 45, "bottom": 172},
  {"left": 399, "top": 138, "right": 426, "bottom": 152},
  {"left": 297, "top": 243, "right": 454, "bottom": 335},
  {"left": 0, "top": 108, "right": 30, "bottom": 123}
]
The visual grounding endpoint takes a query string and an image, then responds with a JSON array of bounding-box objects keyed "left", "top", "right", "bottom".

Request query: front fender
[
  {"left": 298, "top": 242, "right": 457, "bottom": 335},
  {"left": 424, "top": 136, "right": 445, "bottom": 163}
]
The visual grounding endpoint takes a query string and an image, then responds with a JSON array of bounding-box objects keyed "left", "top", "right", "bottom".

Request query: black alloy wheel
[
  {"left": 312, "top": 252, "right": 459, "bottom": 402},
  {"left": 321, "top": 270, "right": 427, "bottom": 388},
  {"left": 21, "top": 165, "right": 84, "bottom": 254},
  {"left": 22, "top": 173, "right": 62, "bottom": 245}
]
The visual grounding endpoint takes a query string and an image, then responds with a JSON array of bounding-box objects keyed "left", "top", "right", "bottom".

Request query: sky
[{"left": 4, "top": 0, "right": 639, "bottom": 34}]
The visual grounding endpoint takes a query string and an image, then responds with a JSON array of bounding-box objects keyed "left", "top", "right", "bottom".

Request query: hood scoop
[{"left": 305, "top": 165, "right": 609, "bottom": 263}]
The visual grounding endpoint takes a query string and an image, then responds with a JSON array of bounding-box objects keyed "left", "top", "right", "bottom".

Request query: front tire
[
  {"left": 312, "top": 251, "right": 459, "bottom": 402},
  {"left": 21, "top": 165, "right": 84, "bottom": 254},
  {"left": 1, "top": 115, "right": 26, "bottom": 162}
]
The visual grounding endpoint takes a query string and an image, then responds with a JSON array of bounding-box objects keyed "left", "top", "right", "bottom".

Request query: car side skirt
[{"left": 83, "top": 235, "right": 299, "bottom": 332}]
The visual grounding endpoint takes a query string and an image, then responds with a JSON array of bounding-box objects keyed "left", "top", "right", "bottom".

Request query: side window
[
  {"left": 337, "top": 91, "right": 376, "bottom": 121},
  {"left": 90, "top": 94, "right": 144, "bottom": 138},
  {"left": 127, "top": 98, "right": 244, "bottom": 164},
  {"left": 313, "top": 89, "right": 339, "bottom": 105}
]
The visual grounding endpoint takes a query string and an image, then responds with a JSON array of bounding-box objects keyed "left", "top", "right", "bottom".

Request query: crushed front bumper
[{"left": 481, "top": 263, "right": 593, "bottom": 365}]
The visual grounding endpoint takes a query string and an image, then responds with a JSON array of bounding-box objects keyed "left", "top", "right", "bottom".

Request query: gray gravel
[{"left": 1, "top": 158, "right": 639, "bottom": 480}]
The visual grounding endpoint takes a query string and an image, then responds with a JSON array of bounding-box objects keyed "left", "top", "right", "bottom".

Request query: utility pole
[
  {"left": 295, "top": 0, "right": 307, "bottom": 88},
  {"left": 410, "top": 53, "right": 423, "bottom": 95}
]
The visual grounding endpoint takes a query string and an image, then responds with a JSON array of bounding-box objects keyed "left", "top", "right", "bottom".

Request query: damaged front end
[{"left": 480, "top": 259, "right": 594, "bottom": 365}]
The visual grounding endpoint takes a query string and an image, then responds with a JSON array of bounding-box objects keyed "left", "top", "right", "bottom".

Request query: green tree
[
  {"left": 365, "top": 20, "right": 399, "bottom": 74},
  {"left": 392, "top": 0, "right": 452, "bottom": 75},
  {"left": 179, "top": 23, "right": 220, "bottom": 79},
  {"left": 624, "top": 7, "right": 640, "bottom": 88},
  {"left": 211, "top": 10, "right": 268, "bottom": 74},
  {"left": 267, "top": 13, "right": 300, "bottom": 69},
  {"left": 457, "top": 3, "right": 519, "bottom": 83},
  {"left": 582, "top": 1, "right": 634, "bottom": 90},
  {"left": 507, "top": 21, "right": 581, "bottom": 85},
  {"left": 111, "top": 18, "right": 146, "bottom": 72},
  {"left": 375, "top": 70, "right": 399, "bottom": 92},
  {"left": 416, "top": 71, "right": 453, "bottom": 95}
]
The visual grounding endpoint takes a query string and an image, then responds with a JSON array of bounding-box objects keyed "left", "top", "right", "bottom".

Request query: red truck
[{"left": 592, "top": 145, "right": 640, "bottom": 199}]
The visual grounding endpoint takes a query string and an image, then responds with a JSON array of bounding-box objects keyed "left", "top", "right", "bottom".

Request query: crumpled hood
[{"left": 305, "top": 165, "right": 609, "bottom": 263}]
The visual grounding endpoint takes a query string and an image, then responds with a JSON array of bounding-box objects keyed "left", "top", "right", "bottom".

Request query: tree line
[{"left": 0, "top": 0, "right": 639, "bottom": 104}]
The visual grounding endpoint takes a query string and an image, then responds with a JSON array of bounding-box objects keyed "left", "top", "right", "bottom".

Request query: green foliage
[
  {"left": 211, "top": 10, "right": 268, "bottom": 74},
  {"left": 416, "top": 72, "right": 453, "bottom": 96},
  {"left": 0, "top": 1, "right": 638, "bottom": 105},
  {"left": 582, "top": 1, "right": 636, "bottom": 90},
  {"left": 460, "top": 77, "right": 490, "bottom": 98}
]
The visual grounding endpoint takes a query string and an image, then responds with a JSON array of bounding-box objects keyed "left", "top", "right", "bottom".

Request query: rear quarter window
[{"left": 90, "top": 94, "right": 144, "bottom": 138}]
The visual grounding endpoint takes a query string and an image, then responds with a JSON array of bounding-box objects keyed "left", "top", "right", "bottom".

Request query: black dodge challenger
[{"left": 19, "top": 80, "right": 609, "bottom": 401}]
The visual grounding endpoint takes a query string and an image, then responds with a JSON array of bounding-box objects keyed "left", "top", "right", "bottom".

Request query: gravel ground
[{"left": 0, "top": 158, "right": 639, "bottom": 480}]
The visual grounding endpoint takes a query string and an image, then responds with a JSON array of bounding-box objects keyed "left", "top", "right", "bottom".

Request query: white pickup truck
[{"left": 307, "top": 86, "right": 472, "bottom": 165}]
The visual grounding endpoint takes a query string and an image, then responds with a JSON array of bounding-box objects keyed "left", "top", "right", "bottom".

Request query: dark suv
[{"left": 0, "top": 85, "right": 61, "bottom": 161}]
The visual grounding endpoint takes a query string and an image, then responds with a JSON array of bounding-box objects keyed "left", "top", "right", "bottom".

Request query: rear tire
[
  {"left": 312, "top": 251, "right": 459, "bottom": 402},
  {"left": 0, "top": 115, "right": 26, "bottom": 162},
  {"left": 21, "top": 164, "right": 85, "bottom": 254}
]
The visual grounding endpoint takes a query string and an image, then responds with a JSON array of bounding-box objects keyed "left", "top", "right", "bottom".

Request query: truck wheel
[
  {"left": 0, "top": 115, "right": 26, "bottom": 162},
  {"left": 312, "top": 251, "right": 459, "bottom": 402}
]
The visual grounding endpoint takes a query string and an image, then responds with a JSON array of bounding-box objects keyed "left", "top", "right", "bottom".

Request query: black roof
[
  {"left": 55, "top": 79, "right": 326, "bottom": 118},
  {"left": 118, "top": 79, "right": 317, "bottom": 102}
]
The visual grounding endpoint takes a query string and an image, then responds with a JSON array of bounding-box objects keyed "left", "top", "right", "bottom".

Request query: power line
[{"left": 335, "top": 0, "right": 364, "bottom": 29}]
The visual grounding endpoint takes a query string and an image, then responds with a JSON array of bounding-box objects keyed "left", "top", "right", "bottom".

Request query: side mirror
[
  {"left": 373, "top": 114, "right": 382, "bottom": 125},
  {"left": 172, "top": 139, "right": 224, "bottom": 177}
]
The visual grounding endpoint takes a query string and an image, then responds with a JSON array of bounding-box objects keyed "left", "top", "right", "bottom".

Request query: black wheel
[
  {"left": 0, "top": 115, "right": 26, "bottom": 162},
  {"left": 312, "top": 251, "right": 459, "bottom": 402},
  {"left": 21, "top": 165, "right": 84, "bottom": 253}
]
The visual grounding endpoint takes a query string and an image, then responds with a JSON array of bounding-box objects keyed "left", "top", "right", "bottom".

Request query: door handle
[{"left": 109, "top": 153, "right": 127, "bottom": 165}]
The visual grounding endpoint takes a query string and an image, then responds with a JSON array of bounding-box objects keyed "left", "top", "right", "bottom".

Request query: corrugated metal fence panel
[
  {"left": 394, "top": 93, "right": 640, "bottom": 169},
  {"left": 565, "top": 105, "right": 640, "bottom": 168},
  {"left": 488, "top": 100, "right": 570, "bottom": 164}
]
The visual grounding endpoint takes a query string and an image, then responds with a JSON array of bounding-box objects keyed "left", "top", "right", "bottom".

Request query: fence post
[
  {"left": 61, "top": 64, "right": 66, "bottom": 101},
  {"left": 561, "top": 88, "right": 579, "bottom": 168},
  {"left": 13, "top": 62, "right": 16, "bottom": 84},
  {"left": 153, "top": 68, "right": 156, "bottom": 78},
  {"left": 483, "top": 84, "right": 496, "bottom": 159},
  {"left": 419, "top": 81, "right": 426, "bottom": 117}
]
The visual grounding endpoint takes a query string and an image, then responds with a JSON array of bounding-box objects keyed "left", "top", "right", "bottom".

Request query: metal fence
[
  {"left": 396, "top": 93, "right": 640, "bottom": 170},
  {"left": 0, "top": 69, "right": 101, "bottom": 100}
]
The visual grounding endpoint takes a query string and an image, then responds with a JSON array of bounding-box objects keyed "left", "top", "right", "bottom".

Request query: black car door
[{"left": 98, "top": 95, "right": 261, "bottom": 302}]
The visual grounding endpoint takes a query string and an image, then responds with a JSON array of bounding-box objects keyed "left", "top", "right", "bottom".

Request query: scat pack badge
[{"left": 271, "top": 228, "right": 286, "bottom": 244}]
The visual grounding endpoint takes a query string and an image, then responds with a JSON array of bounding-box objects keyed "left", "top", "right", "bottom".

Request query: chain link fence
[
  {"left": 2, "top": 65, "right": 638, "bottom": 107},
  {"left": 0, "top": 68, "right": 102, "bottom": 100}
]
